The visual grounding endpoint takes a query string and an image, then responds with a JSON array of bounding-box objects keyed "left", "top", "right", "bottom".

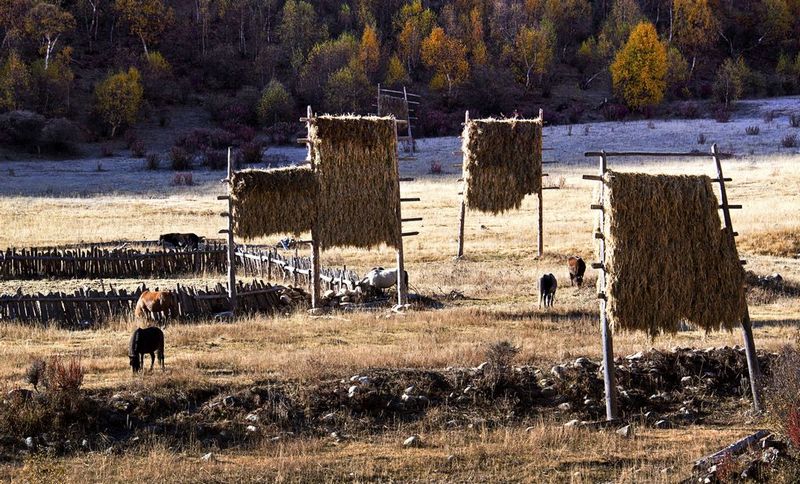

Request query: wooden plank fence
[
  {"left": 0, "top": 244, "right": 228, "bottom": 280},
  {"left": 0, "top": 279, "right": 284, "bottom": 328},
  {"left": 236, "top": 246, "right": 360, "bottom": 293}
]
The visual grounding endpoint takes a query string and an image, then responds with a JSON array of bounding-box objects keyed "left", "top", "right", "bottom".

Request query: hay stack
[
  {"left": 308, "top": 115, "right": 401, "bottom": 249},
  {"left": 601, "top": 171, "right": 746, "bottom": 336},
  {"left": 462, "top": 118, "right": 543, "bottom": 214},
  {"left": 231, "top": 167, "right": 317, "bottom": 239}
]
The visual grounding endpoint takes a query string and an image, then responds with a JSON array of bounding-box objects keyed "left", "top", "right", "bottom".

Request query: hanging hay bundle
[
  {"left": 601, "top": 171, "right": 746, "bottom": 336},
  {"left": 379, "top": 95, "right": 409, "bottom": 120},
  {"left": 230, "top": 167, "right": 317, "bottom": 239},
  {"left": 462, "top": 118, "right": 543, "bottom": 214},
  {"left": 309, "top": 115, "right": 401, "bottom": 249}
]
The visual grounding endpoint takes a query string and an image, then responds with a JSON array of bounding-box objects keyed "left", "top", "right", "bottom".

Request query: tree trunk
[{"left": 140, "top": 34, "right": 148, "bottom": 55}]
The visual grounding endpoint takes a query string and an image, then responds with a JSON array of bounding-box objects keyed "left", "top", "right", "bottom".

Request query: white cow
[{"left": 358, "top": 267, "right": 408, "bottom": 294}]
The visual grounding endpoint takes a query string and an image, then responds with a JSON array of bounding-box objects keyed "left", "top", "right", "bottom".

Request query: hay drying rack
[
  {"left": 582, "top": 144, "right": 762, "bottom": 420},
  {"left": 219, "top": 107, "right": 419, "bottom": 312},
  {"left": 455, "top": 109, "right": 556, "bottom": 259},
  {"left": 375, "top": 84, "right": 419, "bottom": 154}
]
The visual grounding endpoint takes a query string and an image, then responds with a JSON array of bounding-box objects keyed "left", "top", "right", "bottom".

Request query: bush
[
  {"left": 766, "top": 346, "right": 800, "bottom": 448},
  {"left": 264, "top": 122, "right": 299, "bottom": 145},
  {"left": 203, "top": 148, "right": 227, "bottom": 170},
  {"left": 145, "top": 152, "right": 160, "bottom": 170},
  {"left": 42, "top": 355, "right": 83, "bottom": 393},
  {"left": 429, "top": 161, "right": 442, "bottom": 174},
  {"left": 175, "top": 128, "right": 235, "bottom": 154},
  {"left": 94, "top": 67, "right": 143, "bottom": 137},
  {"left": 100, "top": 143, "right": 114, "bottom": 157},
  {"left": 745, "top": 125, "right": 760, "bottom": 135},
  {"left": 714, "top": 107, "right": 731, "bottom": 123},
  {"left": 790, "top": 114, "right": 800, "bottom": 128},
  {"left": 25, "top": 359, "right": 46, "bottom": 391},
  {"left": 123, "top": 129, "right": 139, "bottom": 148},
  {"left": 130, "top": 140, "right": 146, "bottom": 157},
  {"left": 169, "top": 146, "right": 191, "bottom": 170},
  {"left": 714, "top": 57, "right": 749, "bottom": 107},
  {"left": 39, "top": 118, "right": 80, "bottom": 154},
  {"left": 782, "top": 134, "right": 798, "bottom": 148},
  {"left": 258, "top": 80, "right": 294, "bottom": 125},
  {"left": 240, "top": 142, "right": 263, "bottom": 165},
  {"left": 171, "top": 172, "right": 194, "bottom": 186},
  {"left": 697, "top": 133, "right": 707, "bottom": 144},
  {"left": 678, "top": 102, "right": 700, "bottom": 119},
  {"left": 0, "top": 110, "right": 45, "bottom": 147},
  {"left": 603, "top": 103, "right": 628, "bottom": 121}
]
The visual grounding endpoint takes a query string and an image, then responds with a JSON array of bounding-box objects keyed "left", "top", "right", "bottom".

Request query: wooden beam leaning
[
  {"left": 712, "top": 143, "right": 762, "bottom": 413},
  {"left": 306, "top": 106, "right": 322, "bottom": 309},
  {"left": 537, "top": 108, "right": 544, "bottom": 258},
  {"left": 224, "top": 148, "right": 238, "bottom": 314},
  {"left": 394, "top": 118, "right": 408, "bottom": 306},
  {"left": 456, "top": 111, "right": 469, "bottom": 259}
]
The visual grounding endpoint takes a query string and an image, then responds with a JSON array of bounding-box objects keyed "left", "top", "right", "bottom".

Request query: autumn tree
[
  {"left": 664, "top": 45, "right": 689, "bottom": 97},
  {"left": 384, "top": 53, "right": 409, "bottom": 86},
  {"left": 610, "top": 22, "right": 667, "bottom": 111},
  {"left": 94, "top": 67, "right": 143, "bottom": 137},
  {"left": 31, "top": 46, "right": 74, "bottom": 115},
  {"left": 324, "top": 58, "right": 371, "bottom": 113},
  {"left": 257, "top": 79, "right": 293, "bottom": 125},
  {"left": 24, "top": 2, "right": 75, "bottom": 70},
  {"left": 298, "top": 33, "right": 358, "bottom": 106},
  {"left": 713, "top": 57, "right": 749, "bottom": 107},
  {"left": 468, "top": 8, "right": 487, "bottom": 66},
  {"left": 506, "top": 22, "right": 555, "bottom": 89},
  {"left": 0, "top": 51, "right": 30, "bottom": 110},
  {"left": 114, "top": 0, "right": 173, "bottom": 55},
  {"left": 672, "top": 0, "right": 717, "bottom": 74},
  {"left": 541, "top": 0, "right": 592, "bottom": 51},
  {"left": 359, "top": 25, "right": 380, "bottom": 80},
  {"left": 600, "top": 0, "right": 644, "bottom": 56},
  {"left": 395, "top": 0, "right": 436, "bottom": 74},
  {"left": 1, "top": 0, "right": 34, "bottom": 51},
  {"left": 421, "top": 27, "right": 469, "bottom": 96},
  {"left": 278, "top": 0, "right": 327, "bottom": 72}
]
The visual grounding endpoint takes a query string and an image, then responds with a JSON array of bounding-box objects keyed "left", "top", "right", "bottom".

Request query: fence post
[{"left": 225, "top": 148, "right": 238, "bottom": 314}]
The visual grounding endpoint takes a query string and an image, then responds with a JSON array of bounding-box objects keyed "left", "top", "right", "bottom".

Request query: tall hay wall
[
  {"left": 462, "top": 118, "right": 543, "bottom": 214},
  {"left": 601, "top": 171, "right": 746, "bottom": 336},
  {"left": 309, "top": 115, "right": 401, "bottom": 250},
  {"left": 231, "top": 167, "right": 317, "bottom": 239}
]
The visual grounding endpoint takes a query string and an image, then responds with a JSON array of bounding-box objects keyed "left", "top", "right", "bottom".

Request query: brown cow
[
  {"left": 134, "top": 290, "right": 178, "bottom": 322},
  {"left": 568, "top": 256, "right": 587, "bottom": 287}
]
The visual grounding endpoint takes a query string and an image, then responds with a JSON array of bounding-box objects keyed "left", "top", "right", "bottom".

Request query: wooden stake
[
  {"left": 712, "top": 143, "right": 762, "bottom": 413},
  {"left": 404, "top": 86, "right": 414, "bottom": 153},
  {"left": 394, "top": 119, "right": 408, "bottom": 306},
  {"left": 596, "top": 150, "right": 618, "bottom": 421},
  {"left": 307, "top": 106, "right": 321, "bottom": 309},
  {"left": 537, "top": 108, "right": 544, "bottom": 258},
  {"left": 225, "top": 148, "right": 237, "bottom": 314},
  {"left": 456, "top": 110, "right": 468, "bottom": 258}
]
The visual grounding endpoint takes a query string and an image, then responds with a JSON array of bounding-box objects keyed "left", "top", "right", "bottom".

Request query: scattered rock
[
  {"left": 558, "top": 402, "right": 572, "bottom": 411},
  {"left": 551, "top": 365, "right": 566, "bottom": 379},
  {"left": 222, "top": 396, "right": 235, "bottom": 408},
  {"left": 476, "top": 362, "right": 489, "bottom": 372},
  {"left": 403, "top": 435, "right": 422, "bottom": 448},
  {"left": 404, "top": 386, "right": 415, "bottom": 394},
  {"left": 616, "top": 424, "right": 634, "bottom": 438},
  {"left": 246, "top": 425, "right": 257, "bottom": 433},
  {"left": 654, "top": 419, "right": 671, "bottom": 429},
  {"left": 626, "top": 351, "right": 643, "bottom": 360},
  {"left": 321, "top": 412, "right": 336, "bottom": 422},
  {"left": 564, "top": 419, "right": 581, "bottom": 428},
  {"left": 348, "top": 385, "right": 358, "bottom": 398},
  {"left": 24, "top": 437, "right": 35, "bottom": 449},
  {"left": 525, "top": 426, "right": 537, "bottom": 432},
  {"left": 245, "top": 413, "right": 259, "bottom": 422},
  {"left": 200, "top": 452, "right": 216, "bottom": 462},
  {"left": 680, "top": 376, "right": 693, "bottom": 385}
]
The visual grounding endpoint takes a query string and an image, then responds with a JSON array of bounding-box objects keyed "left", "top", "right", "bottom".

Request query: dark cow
[
  {"left": 158, "top": 233, "right": 203, "bottom": 250},
  {"left": 134, "top": 290, "right": 179, "bottom": 322},
  {"left": 539, "top": 273, "right": 557, "bottom": 308},
  {"left": 568, "top": 256, "right": 587, "bottom": 287},
  {"left": 129, "top": 327, "right": 165, "bottom": 373}
]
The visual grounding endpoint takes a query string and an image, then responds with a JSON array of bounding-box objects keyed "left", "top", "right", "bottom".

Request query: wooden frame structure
[
  {"left": 456, "top": 109, "right": 554, "bottom": 259},
  {"left": 583, "top": 143, "right": 762, "bottom": 420},
  {"left": 376, "top": 84, "right": 419, "bottom": 153}
]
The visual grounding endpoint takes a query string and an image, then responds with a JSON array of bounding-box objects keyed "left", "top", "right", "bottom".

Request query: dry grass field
[{"left": 1, "top": 138, "right": 800, "bottom": 481}]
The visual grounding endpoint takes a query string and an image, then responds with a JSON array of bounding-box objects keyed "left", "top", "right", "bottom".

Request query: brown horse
[{"left": 134, "top": 290, "right": 179, "bottom": 322}]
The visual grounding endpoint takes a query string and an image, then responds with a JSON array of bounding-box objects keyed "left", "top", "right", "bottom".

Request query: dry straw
[
  {"left": 462, "top": 117, "right": 543, "bottom": 214},
  {"left": 231, "top": 167, "right": 317, "bottom": 239},
  {"left": 309, "top": 115, "right": 401, "bottom": 250},
  {"left": 601, "top": 171, "right": 746, "bottom": 336}
]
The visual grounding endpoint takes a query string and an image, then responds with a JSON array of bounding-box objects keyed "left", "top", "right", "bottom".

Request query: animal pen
[
  {"left": 223, "top": 107, "right": 418, "bottom": 311},
  {"left": 456, "top": 110, "right": 553, "bottom": 258},
  {"left": 583, "top": 144, "right": 762, "bottom": 420}
]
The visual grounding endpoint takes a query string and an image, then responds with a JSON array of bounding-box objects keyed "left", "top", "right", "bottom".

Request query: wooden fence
[
  {"left": 0, "top": 244, "right": 228, "bottom": 280},
  {"left": 0, "top": 279, "right": 284, "bottom": 328},
  {"left": 236, "top": 246, "right": 361, "bottom": 292}
]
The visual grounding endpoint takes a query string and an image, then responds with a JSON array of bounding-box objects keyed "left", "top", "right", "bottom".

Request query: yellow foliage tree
[
  {"left": 672, "top": 0, "right": 717, "bottom": 73},
  {"left": 0, "top": 51, "right": 31, "bottom": 111},
  {"left": 468, "top": 7, "right": 487, "bottom": 66},
  {"left": 610, "top": 22, "right": 667, "bottom": 111},
  {"left": 421, "top": 27, "right": 469, "bottom": 96},
  {"left": 384, "top": 53, "right": 409, "bottom": 86},
  {"left": 114, "top": 0, "right": 174, "bottom": 55},
  {"left": 506, "top": 22, "right": 555, "bottom": 89},
  {"left": 395, "top": 0, "right": 435, "bottom": 73},
  {"left": 24, "top": 2, "right": 75, "bottom": 70},
  {"left": 94, "top": 67, "right": 143, "bottom": 137},
  {"left": 359, "top": 25, "right": 380, "bottom": 79}
]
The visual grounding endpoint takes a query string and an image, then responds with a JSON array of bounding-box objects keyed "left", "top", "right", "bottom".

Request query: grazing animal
[
  {"left": 568, "top": 256, "right": 587, "bottom": 287},
  {"left": 158, "top": 233, "right": 203, "bottom": 250},
  {"left": 357, "top": 267, "right": 409, "bottom": 295},
  {"left": 134, "top": 290, "right": 178, "bottom": 322},
  {"left": 539, "top": 273, "right": 557, "bottom": 308},
  {"left": 129, "top": 327, "right": 165, "bottom": 373}
]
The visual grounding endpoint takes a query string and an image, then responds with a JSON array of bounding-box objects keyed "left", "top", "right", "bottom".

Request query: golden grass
[{"left": 1, "top": 157, "right": 800, "bottom": 480}]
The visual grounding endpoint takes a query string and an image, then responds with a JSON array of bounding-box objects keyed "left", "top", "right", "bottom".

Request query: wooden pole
[
  {"left": 712, "top": 143, "right": 763, "bottom": 413},
  {"left": 225, "top": 147, "right": 237, "bottom": 314},
  {"left": 403, "top": 86, "right": 414, "bottom": 153},
  {"left": 456, "top": 110, "right": 468, "bottom": 258},
  {"left": 307, "top": 106, "right": 322, "bottom": 309},
  {"left": 394, "top": 119, "right": 408, "bottom": 306},
  {"left": 537, "top": 108, "right": 544, "bottom": 258},
  {"left": 596, "top": 150, "right": 618, "bottom": 420}
]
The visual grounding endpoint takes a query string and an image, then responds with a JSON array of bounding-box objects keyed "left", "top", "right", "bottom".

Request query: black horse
[{"left": 129, "top": 327, "right": 165, "bottom": 373}]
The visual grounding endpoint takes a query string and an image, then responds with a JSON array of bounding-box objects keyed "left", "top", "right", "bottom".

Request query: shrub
[
  {"left": 130, "top": 140, "right": 146, "bottom": 157},
  {"left": 602, "top": 103, "right": 628, "bottom": 121},
  {"left": 790, "top": 114, "right": 800, "bottom": 128},
  {"left": 203, "top": 148, "right": 227, "bottom": 170},
  {"left": 647, "top": 120, "right": 655, "bottom": 129},
  {"left": 429, "top": 161, "right": 442, "bottom": 174},
  {"left": 100, "top": 143, "right": 113, "bottom": 157},
  {"left": 39, "top": 118, "right": 80, "bottom": 154},
  {"left": 782, "top": 134, "right": 798, "bottom": 148},
  {"left": 483, "top": 341, "right": 520, "bottom": 392},
  {"left": 697, "top": 133, "right": 707, "bottom": 144},
  {"left": 240, "top": 142, "right": 263, "bottom": 165},
  {"left": 714, "top": 57, "right": 749, "bottom": 107},
  {"left": 169, "top": 146, "right": 191, "bottom": 170},
  {"left": 171, "top": 172, "right": 194, "bottom": 186},
  {"left": 745, "top": 125, "right": 760, "bottom": 135},
  {"left": 123, "top": 128, "right": 139, "bottom": 148},
  {"left": 766, "top": 345, "right": 800, "bottom": 448},
  {"left": 145, "top": 152, "right": 160, "bottom": 170},
  {"left": 175, "top": 128, "right": 235, "bottom": 154},
  {"left": 25, "top": 359, "right": 46, "bottom": 391},
  {"left": 714, "top": 107, "right": 731, "bottom": 123},
  {"left": 264, "top": 122, "right": 299, "bottom": 145},
  {"left": 258, "top": 80, "right": 294, "bottom": 126},
  {"left": 764, "top": 110, "right": 777, "bottom": 123},
  {"left": 42, "top": 355, "right": 84, "bottom": 393},
  {"left": 0, "top": 110, "right": 45, "bottom": 146},
  {"left": 679, "top": 102, "right": 700, "bottom": 119}
]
